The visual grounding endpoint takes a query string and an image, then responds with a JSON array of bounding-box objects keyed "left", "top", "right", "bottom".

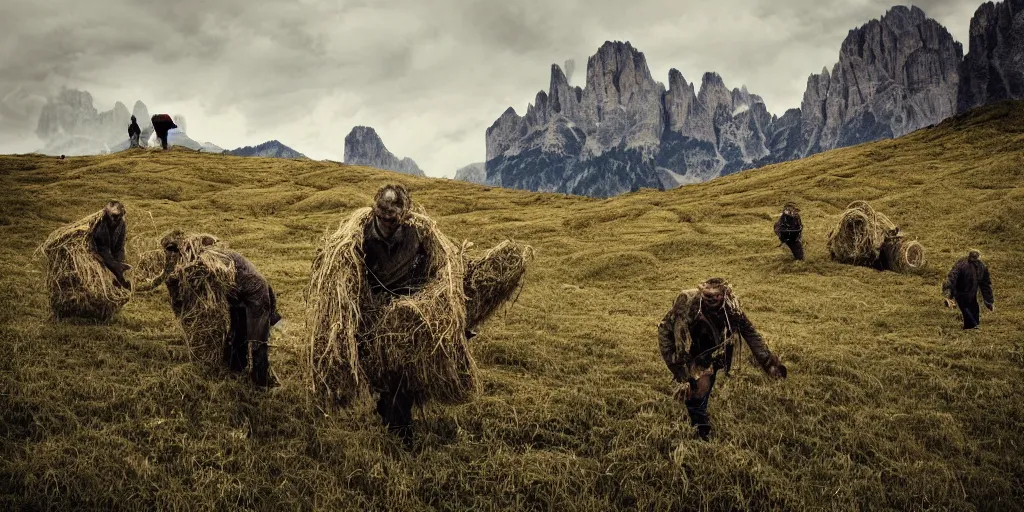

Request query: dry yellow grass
[{"left": 1, "top": 101, "right": 1023, "bottom": 511}]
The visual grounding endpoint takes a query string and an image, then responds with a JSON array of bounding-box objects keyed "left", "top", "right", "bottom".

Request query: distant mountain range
[
  {"left": 24, "top": 0, "right": 1024, "bottom": 193},
  {"left": 478, "top": 1, "right": 1024, "bottom": 197}
]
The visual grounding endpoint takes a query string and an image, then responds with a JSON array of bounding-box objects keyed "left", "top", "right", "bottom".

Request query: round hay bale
[
  {"left": 38, "top": 210, "right": 131, "bottom": 321},
  {"left": 826, "top": 200, "right": 896, "bottom": 266},
  {"left": 890, "top": 239, "right": 926, "bottom": 273}
]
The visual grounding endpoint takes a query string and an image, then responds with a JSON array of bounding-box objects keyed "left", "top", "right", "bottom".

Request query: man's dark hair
[{"left": 372, "top": 183, "right": 412, "bottom": 220}]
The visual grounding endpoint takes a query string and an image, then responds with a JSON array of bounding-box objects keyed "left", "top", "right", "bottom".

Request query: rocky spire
[
  {"left": 957, "top": 0, "right": 1024, "bottom": 112},
  {"left": 344, "top": 126, "right": 426, "bottom": 177}
]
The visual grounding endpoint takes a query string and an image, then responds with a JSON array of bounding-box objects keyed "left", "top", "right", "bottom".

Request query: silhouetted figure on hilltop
[
  {"left": 128, "top": 115, "right": 141, "bottom": 148},
  {"left": 151, "top": 114, "right": 177, "bottom": 150}
]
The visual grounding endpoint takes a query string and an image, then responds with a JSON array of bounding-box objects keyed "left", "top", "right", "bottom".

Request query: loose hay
[
  {"left": 307, "top": 207, "right": 490, "bottom": 409},
  {"left": 134, "top": 249, "right": 168, "bottom": 284},
  {"left": 464, "top": 240, "right": 535, "bottom": 329},
  {"left": 37, "top": 210, "right": 131, "bottom": 320},
  {"left": 167, "top": 233, "right": 236, "bottom": 364}
]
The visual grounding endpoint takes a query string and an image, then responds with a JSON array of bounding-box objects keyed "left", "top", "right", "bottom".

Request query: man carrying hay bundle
[
  {"left": 307, "top": 183, "right": 533, "bottom": 448},
  {"left": 657, "top": 278, "right": 788, "bottom": 440},
  {"left": 142, "top": 231, "right": 281, "bottom": 387},
  {"left": 39, "top": 201, "right": 133, "bottom": 320},
  {"left": 774, "top": 202, "right": 804, "bottom": 260},
  {"left": 942, "top": 250, "right": 994, "bottom": 330}
]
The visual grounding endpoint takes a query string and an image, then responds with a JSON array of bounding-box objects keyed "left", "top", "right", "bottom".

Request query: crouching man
[{"left": 146, "top": 231, "right": 282, "bottom": 387}]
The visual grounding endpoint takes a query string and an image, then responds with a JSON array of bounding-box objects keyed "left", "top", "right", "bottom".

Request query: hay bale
[
  {"left": 38, "top": 210, "right": 131, "bottom": 320},
  {"left": 306, "top": 207, "right": 477, "bottom": 408},
  {"left": 888, "top": 239, "right": 926, "bottom": 273},
  {"left": 464, "top": 240, "right": 535, "bottom": 329},
  {"left": 826, "top": 201, "right": 896, "bottom": 265},
  {"left": 168, "top": 234, "right": 236, "bottom": 364}
]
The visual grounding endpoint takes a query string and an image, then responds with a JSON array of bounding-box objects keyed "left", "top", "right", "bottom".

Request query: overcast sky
[{"left": 0, "top": 0, "right": 979, "bottom": 177}]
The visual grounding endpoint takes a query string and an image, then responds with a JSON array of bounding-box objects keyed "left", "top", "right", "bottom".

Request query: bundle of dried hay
[
  {"left": 826, "top": 201, "right": 895, "bottom": 265},
  {"left": 134, "top": 249, "right": 168, "bottom": 285},
  {"left": 888, "top": 239, "right": 927, "bottom": 273},
  {"left": 167, "top": 233, "right": 236, "bottom": 364},
  {"left": 306, "top": 207, "right": 477, "bottom": 408},
  {"left": 37, "top": 210, "right": 131, "bottom": 320},
  {"left": 464, "top": 240, "right": 535, "bottom": 329}
]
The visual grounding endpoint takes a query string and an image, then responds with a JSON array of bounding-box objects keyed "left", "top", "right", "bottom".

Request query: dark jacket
[
  {"left": 774, "top": 213, "right": 802, "bottom": 244},
  {"left": 128, "top": 121, "right": 141, "bottom": 137},
  {"left": 943, "top": 257, "right": 994, "bottom": 305},
  {"left": 361, "top": 218, "right": 429, "bottom": 296},
  {"left": 91, "top": 216, "right": 127, "bottom": 284},
  {"left": 658, "top": 289, "right": 776, "bottom": 382}
]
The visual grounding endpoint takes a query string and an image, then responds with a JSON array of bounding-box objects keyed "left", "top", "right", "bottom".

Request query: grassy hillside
[{"left": 1, "top": 101, "right": 1023, "bottom": 511}]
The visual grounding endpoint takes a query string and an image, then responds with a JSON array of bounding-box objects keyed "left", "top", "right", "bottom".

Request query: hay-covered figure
[
  {"left": 942, "top": 250, "right": 994, "bottom": 330},
  {"left": 143, "top": 231, "right": 281, "bottom": 387},
  {"left": 774, "top": 203, "right": 804, "bottom": 260},
  {"left": 307, "top": 183, "right": 533, "bottom": 448},
  {"left": 657, "top": 278, "right": 788, "bottom": 440},
  {"left": 39, "top": 201, "right": 133, "bottom": 320}
]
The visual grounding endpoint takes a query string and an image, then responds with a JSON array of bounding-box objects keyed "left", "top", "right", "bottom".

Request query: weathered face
[
  {"left": 701, "top": 285, "right": 726, "bottom": 310},
  {"left": 106, "top": 203, "right": 125, "bottom": 223},
  {"left": 375, "top": 213, "right": 400, "bottom": 237},
  {"left": 162, "top": 242, "right": 182, "bottom": 269},
  {"left": 372, "top": 188, "right": 407, "bottom": 238}
]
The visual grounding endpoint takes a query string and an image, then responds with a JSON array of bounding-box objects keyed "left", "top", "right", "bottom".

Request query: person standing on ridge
[
  {"left": 151, "top": 114, "right": 177, "bottom": 150},
  {"left": 128, "top": 115, "right": 142, "bottom": 148}
]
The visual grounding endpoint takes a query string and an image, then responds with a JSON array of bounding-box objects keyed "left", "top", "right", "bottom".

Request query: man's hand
[
  {"left": 767, "top": 354, "right": 788, "bottom": 379},
  {"left": 668, "top": 354, "right": 691, "bottom": 383},
  {"left": 944, "top": 298, "right": 956, "bottom": 309},
  {"left": 768, "top": 364, "right": 788, "bottom": 379},
  {"left": 985, "top": 302, "right": 994, "bottom": 312}
]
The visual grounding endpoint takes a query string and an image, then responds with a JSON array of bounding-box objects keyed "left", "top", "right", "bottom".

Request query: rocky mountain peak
[
  {"left": 131, "top": 100, "right": 152, "bottom": 130},
  {"left": 485, "top": 4, "right": 1021, "bottom": 198},
  {"left": 344, "top": 126, "right": 425, "bottom": 177},
  {"left": 801, "top": 4, "right": 962, "bottom": 152},
  {"left": 957, "top": 0, "right": 1024, "bottom": 112}
]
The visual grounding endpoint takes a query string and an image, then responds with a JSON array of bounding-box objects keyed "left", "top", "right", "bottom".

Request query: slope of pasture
[{"left": 1, "top": 101, "right": 1022, "bottom": 511}]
